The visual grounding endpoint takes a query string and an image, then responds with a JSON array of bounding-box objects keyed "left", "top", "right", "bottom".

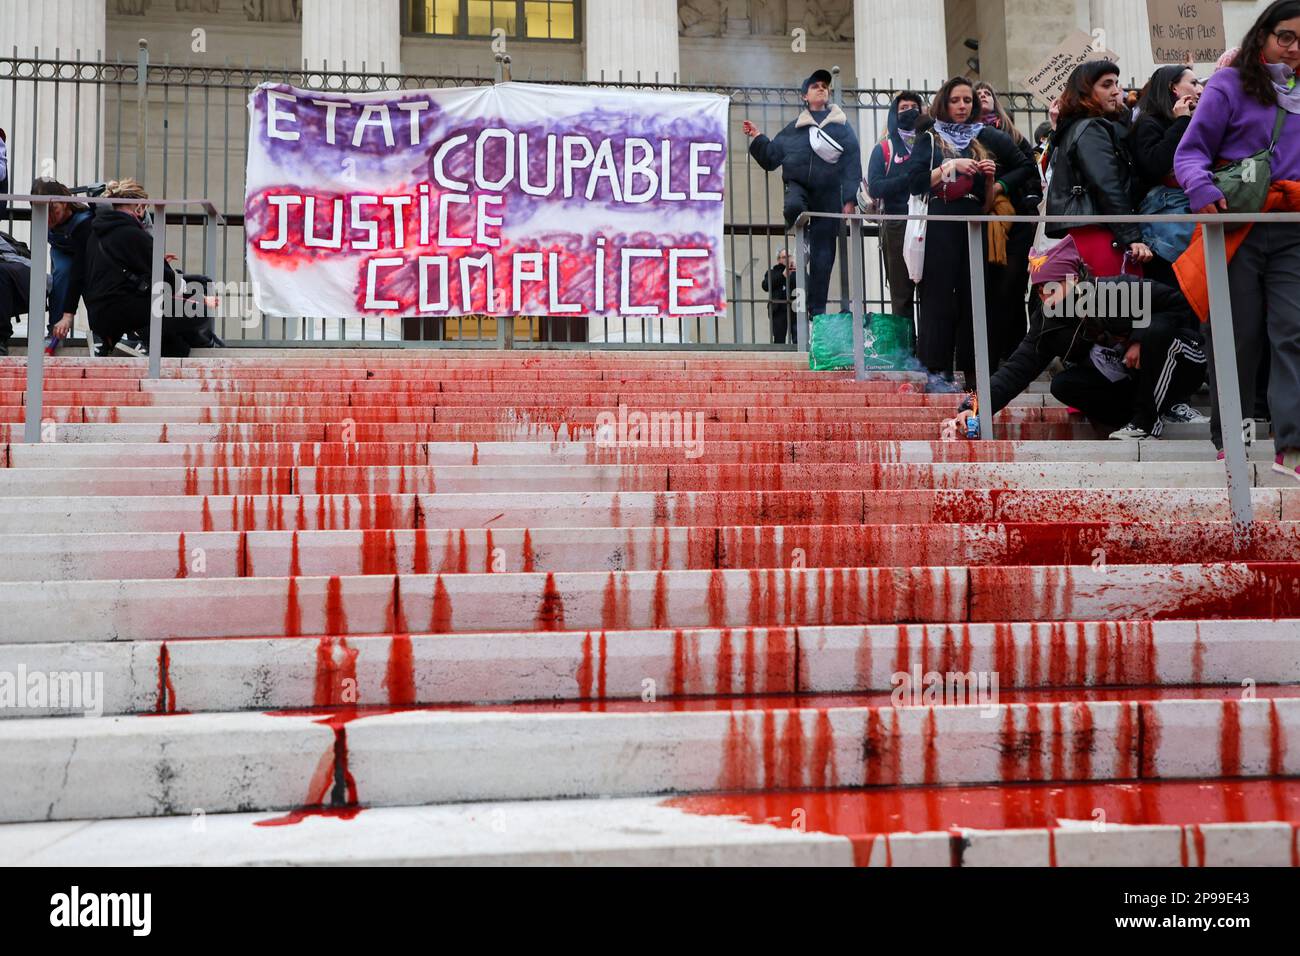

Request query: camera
[{"left": 69, "top": 181, "right": 107, "bottom": 197}]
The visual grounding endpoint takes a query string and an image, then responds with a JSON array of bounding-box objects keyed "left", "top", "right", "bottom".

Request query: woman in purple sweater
[{"left": 1175, "top": 0, "right": 1300, "bottom": 481}]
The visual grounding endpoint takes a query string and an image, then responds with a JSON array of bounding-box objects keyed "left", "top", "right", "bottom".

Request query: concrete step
[
  {"left": 6, "top": 439, "right": 1275, "bottom": 468},
  {"left": 3, "top": 782, "right": 1295, "bottom": 866},
  {"left": 0, "top": 488, "right": 1292, "bottom": 534},
  {"left": 6, "top": 522, "right": 1300, "bottom": 581},
  {"left": 0, "top": 461, "right": 1261, "bottom": 497},
  {"left": 2, "top": 619, "right": 1294, "bottom": 719},
  {"left": 1, "top": 694, "right": 1295, "bottom": 823},
  {"left": 0, "top": 421, "right": 1114, "bottom": 443},
  {"left": 2, "top": 564, "right": 1300, "bottom": 643}
]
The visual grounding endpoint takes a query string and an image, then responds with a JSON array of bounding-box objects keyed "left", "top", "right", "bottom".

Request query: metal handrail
[
  {"left": 1, "top": 193, "right": 224, "bottom": 443},
  {"left": 792, "top": 209, "right": 1300, "bottom": 542}
]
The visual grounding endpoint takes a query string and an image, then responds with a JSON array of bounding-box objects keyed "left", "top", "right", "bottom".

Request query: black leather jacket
[{"left": 1045, "top": 116, "right": 1143, "bottom": 245}]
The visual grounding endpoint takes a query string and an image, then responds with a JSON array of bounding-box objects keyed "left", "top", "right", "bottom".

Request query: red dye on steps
[
  {"left": 665, "top": 779, "right": 1300, "bottom": 859},
  {"left": 153, "top": 643, "right": 181, "bottom": 715},
  {"left": 1221, "top": 699, "right": 1241, "bottom": 777},
  {"left": 324, "top": 575, "right": 348, "bottom": 635},
  {"left": 430, "top": 575, "right": 453, "bottom": 632},
  {"left": 175, "top": 532, "right": 187, "bottom": 578},
  {"left": 313, "top": 636, "right": 359, "bottom": 708},
  {"left": 384, "top": 633, "right": 415, "bottom": 706},
  {"left": 535, "top": 572, "right": 566, "bottom": 631}
]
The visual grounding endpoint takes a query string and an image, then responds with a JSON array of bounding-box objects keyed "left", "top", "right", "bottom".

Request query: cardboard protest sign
[
  {"left": 1023, "top": 30, "right": 1120, "bottom": 108},
  {"left": 245, "top": 82, "right": 729, "bottom": 319},
  {"left": 1146, "top": 0, "right": 1226, "bottom": 64}
]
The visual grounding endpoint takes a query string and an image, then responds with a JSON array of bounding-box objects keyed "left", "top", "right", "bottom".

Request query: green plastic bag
[{"left": 808, "top": 312, "right": 916, "bottom": 372}]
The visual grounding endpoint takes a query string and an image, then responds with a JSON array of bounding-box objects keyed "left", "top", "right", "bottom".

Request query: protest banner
[
  {"left": 245, "top": 82, "right": 729, "bottom": 319},
  {"left": 1146, "top": 0, "right": 1226, "bottom": 64},
  {"left": 1023, "top": 30, "right": 1120, "bottom": 108}
]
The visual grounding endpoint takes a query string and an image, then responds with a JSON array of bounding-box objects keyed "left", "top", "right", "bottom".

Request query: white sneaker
[
  {"left": 114, "top": 340, "right": 146, "bottom": 357},
  {"left": 1109, "top": 422, "right": 1150, "bottom": 441},
  {"left": 1161, "top": 403, "right": 1210, "bottom": 425}
]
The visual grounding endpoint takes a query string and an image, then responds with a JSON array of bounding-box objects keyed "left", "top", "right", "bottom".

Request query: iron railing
[
  {"left": 0, "top": 48, "right": 1052, "bottom": 347},
  {"left": 794, "top": 208, "right": 1295, "bottom": 540}
]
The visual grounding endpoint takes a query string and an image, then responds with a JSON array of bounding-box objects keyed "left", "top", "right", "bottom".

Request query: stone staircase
[{"left": 0, "top": 350, "right": 1297, "bottom": 866}]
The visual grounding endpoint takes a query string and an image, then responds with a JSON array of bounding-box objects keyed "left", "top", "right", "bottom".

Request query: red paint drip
[
  {"left": 313, "top": 636, "right": 359, "bottom": 708},
  {"left": 430, "top": 575, "right": 453, "bottom": 632},
  {"left": 1221, "top": 699, "right": 1241, "bottom": 777},
  {"left": 175, "top": 532, "right": 187, "bottom": 579},
  {"left": 535, "top": 572, "right": 566, "bottom": 631},
  {"left": 284, "top": 577, "right": 302, "bottom": 637},
  {"left": 154, "top": 643, "right": 179, "bottom": 714},
  {"left": 522, "top": 529, "right": 535, "bottom": 573},
  {"left": 384, "top": 634, "right": 415, "bottom": 706},
  {"left": 325, "top": 575, "right": 348, "bottom": 635}
]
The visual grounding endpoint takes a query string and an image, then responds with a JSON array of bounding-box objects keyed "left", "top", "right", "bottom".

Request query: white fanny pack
[{"left": 809, "top": 125, "right": 843, "bottom": 164}]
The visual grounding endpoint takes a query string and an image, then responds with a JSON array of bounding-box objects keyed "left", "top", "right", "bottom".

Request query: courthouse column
[
  {"left": 583, "top": 0, "right": 687, "bottom": 342},
  {"left": 1090, "top": 0, "right": 1156, "bottom": 86},
  {"left": 583, "top": 0, "right": 680, "bottom": 83},
  {"left": 853, "top": 0, "right": 949, "bottom": 91},
  {"left": 0, "top": 0, "right": 107, "bottom": 193},
  {"left": 301, "top": 0, "right": 402, "bottom": 73}
]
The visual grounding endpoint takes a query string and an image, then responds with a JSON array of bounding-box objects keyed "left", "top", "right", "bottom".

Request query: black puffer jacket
[
  {"left": 83, "top": 206, "right": 178, "bottom": 309},
  {"left": 1045, "top": 116, "right": 1143, "bottom": 245},
  {"left": 985, "top": 275, "right": 1199, "bottom": 413},
  {"left": 748, "top": 104, "right": 862, "bottom": 209}
]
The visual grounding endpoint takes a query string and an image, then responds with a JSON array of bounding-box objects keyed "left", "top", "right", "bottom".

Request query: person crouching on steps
[{"left": 743, "top": 68, "right": 861, "bottom": 321}]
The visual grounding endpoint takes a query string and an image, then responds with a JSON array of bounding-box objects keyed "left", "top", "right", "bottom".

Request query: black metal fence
[{"left": 0, "top": 50, "right": 1052, "bottom": 347}]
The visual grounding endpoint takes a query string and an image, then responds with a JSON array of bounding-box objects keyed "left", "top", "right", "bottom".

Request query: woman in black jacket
[
  {"left": 904, "top": 76, "right": 1035, "bottom": 392},
  {"left": 82, "top": 178, "right": 194, "bottom": 357},
  {"left": 1130, "top": 65, "right": 1202, "bottom": 283},
  {"left": 1046, "top": 60, "right": 1154, "bottom": 279}
]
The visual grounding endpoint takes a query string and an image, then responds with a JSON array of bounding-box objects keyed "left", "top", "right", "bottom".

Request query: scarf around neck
[
  {"left": 1265, "top": 61, "right": 1300, "bottom": 115},
  {"left": 934, "top": 121, "right": 985, "bottom": 152}
]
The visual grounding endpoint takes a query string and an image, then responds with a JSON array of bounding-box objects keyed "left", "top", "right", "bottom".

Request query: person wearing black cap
[{"left": 743, "top": 68, "right": 861, "bottom": 320}]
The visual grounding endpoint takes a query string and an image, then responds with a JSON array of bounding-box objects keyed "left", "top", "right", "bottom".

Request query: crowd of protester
[
  {"left": 0, "top": 176, "right": 219, "bottom": 358},
  {"left": 748, "top": 0, "right": 1299, "bottom": 481}
]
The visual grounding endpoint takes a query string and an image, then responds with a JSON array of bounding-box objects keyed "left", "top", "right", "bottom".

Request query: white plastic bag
[{"left": 903, "top": 191, "right": 929, "bottom": 284}]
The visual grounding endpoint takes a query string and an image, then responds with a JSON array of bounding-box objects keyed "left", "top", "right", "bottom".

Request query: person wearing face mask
[
  {"left": 83, "top": 178, "right": 198, "bottom": 357},
  {"left": 1046, "top": 60, "right": 1153, "bottom": 280},
  {"left": 904, "top": 76, "right": 1035, "bottom": 392},
  {"left": 865, "top": 91, "right": 924, "bottom": 321},
  {"left": 1174, "top": 0, "right": 1300, "bottom": 483},
  {"left": 744, "top": 68, "right": 861, "bottom": 320},
  {"left": 1129, "top": 66, "right": 1204, "bottom": 284}
]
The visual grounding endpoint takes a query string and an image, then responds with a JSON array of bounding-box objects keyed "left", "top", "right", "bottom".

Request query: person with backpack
[
  {"left": 1046, "top": 60, "right": 1153, "bottom": 280},
  {"left": 865, "top": 91, "right": 925, "bottom": 321},
  {"left": 1173, "top": 0, "right": 1300, "bottom": 482},
  {"left": 82, "top": 178, "right": 206, "bottom": 357}
]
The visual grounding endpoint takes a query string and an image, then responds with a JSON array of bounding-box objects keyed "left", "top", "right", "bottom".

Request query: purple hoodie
[{"left": 1174, "top": 66, "right": 1300, "bottom": 211}]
